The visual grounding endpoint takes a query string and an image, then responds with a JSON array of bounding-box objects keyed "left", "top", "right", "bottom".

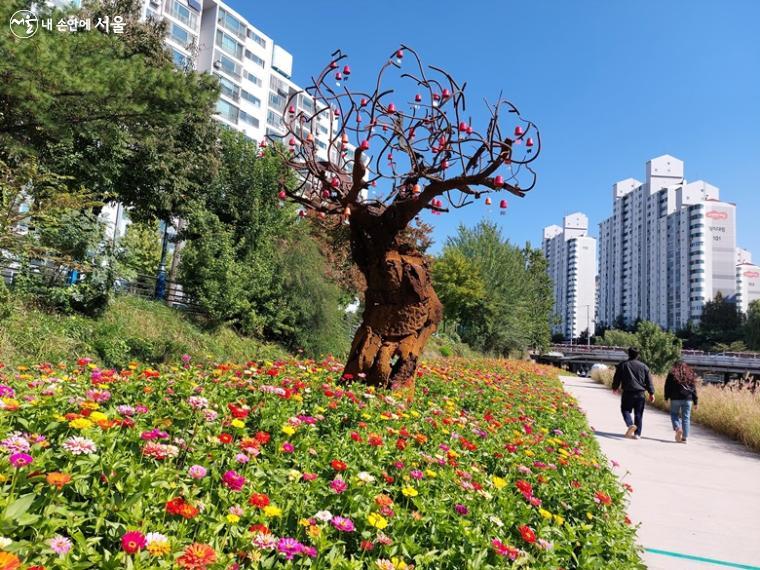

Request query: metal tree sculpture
[{"left": 272, "top": 46, "right": 540, "bottom": 390}]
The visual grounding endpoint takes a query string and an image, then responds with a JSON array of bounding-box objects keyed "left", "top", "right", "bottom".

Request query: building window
[
  {"left": 165, "top": 0, "right": 198, "bottom": 30},
  {"left": 216, "top": 99, "right": 239, "bottom": 124},
  {"left": 243, "top": 71, "right": 262, "bottom": 87},
  {"left": 270, "top": 75, "right": 287, "bottom": 96},
  {"left": 240, "top": 110, "right": 259, "bottom": 128},
  {"left": 217, "top": 7, "right": 246, "bottom": 39},
  {"left": 269, "top": 91, "right": 286, "bottom": 111},
  {"left": 171, "top": 48, "right": 190, "bottom": 69},
  {"left": 216, "top": 30, "right": 243, "bottom": 60},
  {"left": 247, "top": 28, "right": 266, "bottom": 48},
  {"left": 244, "top": 49, "right": 265, "bottom": 68},
  {"left": 216, "top": 74, "right": 240, "bottom": 101},
  {"left": 169, "top": 22, "right": 194, "bottom": 48},
  {"left": 241, "top": 90, "right": 261, "bottom": 107},
  {"left": 267, "top": 110, "right": 283, "bottom": 130},
  {"left": 215, "top": 53, "right": 241, "bottom": 78}
]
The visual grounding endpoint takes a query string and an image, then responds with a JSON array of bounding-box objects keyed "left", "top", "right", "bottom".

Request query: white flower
[
  {"left": 0, "top": 537, "right": 12, "bottom": 548},
  {"left": 145, "top": 532, "right": 168, "bottom": 545},
  {"left": 489, "top": 515, "right": 504, "bottom": 528},
  {"left": 314, "top": 510, "right": 333, "bottom": 522},
  {"left": 357, "top": 471, "right": 376, "bottom": 484}
]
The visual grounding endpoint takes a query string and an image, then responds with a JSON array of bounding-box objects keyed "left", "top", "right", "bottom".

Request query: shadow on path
[{"left": 593, "top": 430, "right": 675, "bottom": 445}]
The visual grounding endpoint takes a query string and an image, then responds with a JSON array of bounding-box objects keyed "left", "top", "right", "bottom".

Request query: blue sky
[{"left": 226, "top": 0, "right": 760, "bottom": 255}]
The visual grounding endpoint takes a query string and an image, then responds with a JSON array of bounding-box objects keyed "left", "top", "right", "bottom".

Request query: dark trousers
[{"left": 621, "top": 391, "right": 646, "bottom": 436}]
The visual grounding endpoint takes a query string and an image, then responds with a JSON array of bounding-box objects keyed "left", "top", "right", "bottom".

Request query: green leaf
[{"left": 3, "top": 494, "right": 35, "bottom": 522}]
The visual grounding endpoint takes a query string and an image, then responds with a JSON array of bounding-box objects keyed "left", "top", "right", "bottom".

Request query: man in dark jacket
[{"left": 612, "top": 347, "right": 656, "bottom": 439}]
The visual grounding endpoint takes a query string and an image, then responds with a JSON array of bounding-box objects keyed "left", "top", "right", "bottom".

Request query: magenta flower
[
  {"left": 331, "top": 515, "right": 355, "bottom": 532},
  {"left": 121, "top": 530, "right": 147, "bottom": 554},
  {"left": 9, "top": 452, "right": 33, "bottom": 468},
  {"left": 277, "top": 537, "right": 304, "bottom": 560},
  {"left": 454, "top": 503, "right": 469, "bottom": 516},
  {"left": 281, "top": 442, "right": 295, "bottom": 453},
  {"left": 222, "top": 469, "right": 246, "bottom": 491},
  {"left": 410, "top": 469, "right": 424, "bottom": 480},
  {"left": 330, "top": 477, "right": 347, "bottom": 494}
]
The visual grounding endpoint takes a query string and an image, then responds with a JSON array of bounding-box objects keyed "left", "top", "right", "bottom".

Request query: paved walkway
[{"left": 561, "top": 375, "right": 760, "bottom": 569}]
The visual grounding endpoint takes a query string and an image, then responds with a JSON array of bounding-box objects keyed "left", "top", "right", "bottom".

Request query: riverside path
[{"left": 561, "top": 375, "right": 760, "bottom": 570}]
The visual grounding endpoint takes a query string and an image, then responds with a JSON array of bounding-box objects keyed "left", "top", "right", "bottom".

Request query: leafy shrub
[{"left": 0, "top": 278, "right": 11, "bottom": 320}]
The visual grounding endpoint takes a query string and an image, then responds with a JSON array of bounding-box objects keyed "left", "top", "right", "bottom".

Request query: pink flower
[
  {"left": 281, "top": 442, "right": 294, "bottom": 453},
  {"left": 9, "top": 452, "right": 33, "bottom": 468},
  {"left": 277, "top": 537, "right": 303, "bottom": 560},
  {"left": 330, "top": 515, "right": 355, "bottom": 532},
  {"left": 121, "top": 530, "right": 146, "bottom": 554},
  {"left": 49, "top": 534, "right": 72, "bottom": 556},
  {"left": 222, "top": 470, "right": 246, "bottom": 491},
  {"left": 235, "top": 453, "right": 250, "bottom": 463},
  {"left": 188, "top": 465, "right": 207, "bottom": 479},
  {"left": 330, "top": 477, "right": 347, "bottom": 494}
]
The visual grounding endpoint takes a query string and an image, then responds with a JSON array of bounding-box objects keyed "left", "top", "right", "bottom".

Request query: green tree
[
  {"left": 435, "top": 221, "right": 553, "bottom": 356},
  {"left": 1, "top": 0, "right": 220, "bottom": 223},
  {"left": 745, "top": 300, "right": 760, "bottom": 350},
  {"left": 432, "top": 249, "right": 486, "bottom": 330},
  {"left": 700, "top": 292, "right": 743, "bottom": 346},
  {"left": 599, "top": 329, "right": 637, "bottom": 347},
  {"left": 180, "top": 132, "right": 351, "bottom": 356},
  {"left": 635, "top": 320, "right": 682, "bottom": 374},
  {"left": 115, "top": 220, "right": 162, "bottom": 279}
]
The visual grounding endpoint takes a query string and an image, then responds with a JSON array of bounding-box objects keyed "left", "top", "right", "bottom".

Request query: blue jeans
[
  {"left": 670, "top": 400, "right": 692, "bottom": 439},
  {"left": 621, "top": 391, "right": 646, "bottom": 436}
]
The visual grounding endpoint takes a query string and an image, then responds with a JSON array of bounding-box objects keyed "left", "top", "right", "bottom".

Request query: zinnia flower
[
  {"left": 367, "top": 513, "right": 388, "bottom": 529},
  {"left": 518, "top": 525, "right": 537, "bottom": 544},
  {"left": 276, "top": 537, "right": 303, "bottom": 560},
  {"left": 145, "top": 532, "right": 170, "bottom": 556},
  {"left": 0, "top": 552, "right": 20, "bottom": 570},
  {"left": 188, "top": 465, "right": 207, "bottom": 479},
  {"left": 330, "top": 515, "right": 355, "bottom": 532},
  {"left": 330, "top": 477, "right": 348, "bottom": 494},
  {"left": 249, "top": 493, "right": 270, "bottom": 508},
  {"left": 49, "top": 534, "right": 72, "bottom": 556},
  {"left": 222, "top": 470, "right": 246, "bottom": 491},
  {"left": 121, "top": 531, "right": 146, "bottom": 554},
  {"left": 46, "top": 472, "right": 72, "bottom": 489},
  {"left": 9, "top": 453, "right": 32, "bottom": 468},
  {"left": 177, "top": 543, "right": 216, "bottom": 570},
  {"left": 61, "top": 437, "right": 97, "bottom": 455}
]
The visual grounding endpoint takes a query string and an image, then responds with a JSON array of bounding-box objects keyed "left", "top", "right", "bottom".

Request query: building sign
[
  {"left": 745, "top": 271, "right": 760, "bottom": 279},
  {"left": 707, "top": 205, "right": 736, "bottom": 298}
]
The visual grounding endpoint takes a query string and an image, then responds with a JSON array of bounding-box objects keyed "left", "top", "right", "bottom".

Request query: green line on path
[{"left": 645, "top": 548, "right": 760, "bottom": 569}]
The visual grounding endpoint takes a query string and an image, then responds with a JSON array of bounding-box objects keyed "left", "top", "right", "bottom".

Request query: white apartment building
[
  {"left": 142, "top": 0, "right": 334, "bottom": 158},
  {"left": 736, "top": 249, "right": 760, "bottom": 314},
  {"left": 598, "top": 155, "right": 738, "bottom": 331},
  {"left": 542, "top": 213, "right": 597, "bottom": 339}
]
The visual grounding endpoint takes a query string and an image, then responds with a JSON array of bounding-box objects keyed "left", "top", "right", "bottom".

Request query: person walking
[
  {"left": 612, "top": 347, "right": 655, "bottom": 439},
  {"left": 664, "top": 361, "right": 699, "bottom": 444}
]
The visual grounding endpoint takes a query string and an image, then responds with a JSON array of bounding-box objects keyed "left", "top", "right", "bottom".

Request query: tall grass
[
  {"left": 0, "top": 295, "right": 286, "bottom": 368},
  {"left": 592, "top": 367, "right": 760, "bottom": 452}
]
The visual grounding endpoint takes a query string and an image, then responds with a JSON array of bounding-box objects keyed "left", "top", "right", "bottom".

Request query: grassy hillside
[{"left": 0, "top": 295, "right": 286, "bottom": 368}]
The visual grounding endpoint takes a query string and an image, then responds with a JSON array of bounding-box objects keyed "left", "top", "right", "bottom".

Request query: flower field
[{"left": 0, "top": 357, "right": 641, "bottom": 569}]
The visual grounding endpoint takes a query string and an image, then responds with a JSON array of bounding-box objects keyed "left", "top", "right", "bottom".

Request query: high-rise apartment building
[
  {"left": 142, "top": 0, "right": 334, "bottom": 158},
  {"left": 597, "top": 155, "right": 737, "bottom": 331},
  {"left": 542, "top": 213, "right": 597, "bottom": 339},
  {"left": 736, "top": 248, "right": 760, "bottom": 314}
]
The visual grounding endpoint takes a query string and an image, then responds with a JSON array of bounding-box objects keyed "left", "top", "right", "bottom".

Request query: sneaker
[
  {"left": 634, "top": 435, "right": 641, "bottom": 440},
  {"left": 625, "top": 425, "right": 637, "bottom": 439},
  {"left": 675, "top": 428, "right": 683, "bottom": 442}
]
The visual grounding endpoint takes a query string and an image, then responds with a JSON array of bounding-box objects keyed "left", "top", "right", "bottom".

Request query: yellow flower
[
  {"left": 554, "top": 514, "right": 565, "bottom": 526},
  {"left": 411, "top": 410, "right": 421, "bottom": 418},
  {"left": 226, "top": 514, "right": 240, "bottom": 524},
  {"left": 231, "top": 419, "right": 245, "bottom": 429},
  {"left": 308, "top": 525, "right": 321, "bottom": 538},
  {"left": 147, "top": 540, "right": 171, "bottom": 557},
  {"left": 586, "top": 512, "right": 594, "bottom": 520},
  {"left": 539, "top": 508, "right": 552, "bottom": 520},
  {"left": 69, "top": 418, "right": 93, "bottom": 430},
  {"left": 401, "top": 486, "right": 418, "bottom": 497},
  {"left": 298, "top": 518, "right": 311, "bottom": 528},
  {"left": 391, "top": 557, "right": 410, "bottom": 570},
  {"left": 281, "top": 425, "right": 296, "bottom": 436},
  {"left": 81, "top": 401, "right": 99, "bottom": 410},
  {"left": 89, "top": 411, "right": 107, "bottom": 422},
  {"left": 524, "top": 450, "right": 535, "bottom": 457},
  {"left": 425, "top": 469, "right": 437, "bottom": 478},
  {"left": 491, "top": 476, "right": 507, "bottom": 490},
  {"left": 367, "top": 513, "right": 388, "bottom": 529},
  {"left": 263, "top": 505, "right": 282, "bottom": 517}
]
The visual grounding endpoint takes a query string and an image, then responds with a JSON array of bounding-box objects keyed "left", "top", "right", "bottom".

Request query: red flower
[
  {"left": 166, "top": 497, "right": 199, "bottom": 519},
  {"left": 249, "top": 523, "right": 270, "bottom": 534},
  {"left": 368, "top": 434, "right": 383, "bottom": 447},
  {"left": 249, "top": 493, "right": 270, "bottom": 508},
  {"left": 594, "top": 491, "right": 612, "bottom": 506},
  {"left": 515, "top": 480, "right": 533, "bottom": 496},
  {"left": 254, "top": 431, "right": 271, "bottom": 445},
  {"left": 331, "top": 459, "right": 347, "bottom": 472},
  {"left": 218, "top": 433, "right": 233, "bottom": 444},
  {"left": 350, "top": 431, "right": 362, "bottom": 442},
  {"left": 227, "top": 402, "right": 250, "bottom": 419},
  {"left": 121, "top": 530, "right": 146, "bottom": 554},
  {"left": 518, "top": 525, "right": 537, "bottom": 544}
]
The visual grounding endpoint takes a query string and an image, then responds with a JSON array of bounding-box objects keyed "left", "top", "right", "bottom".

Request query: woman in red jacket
[{"left": 664, "top": 361, "right": 699, "bottom": 444}]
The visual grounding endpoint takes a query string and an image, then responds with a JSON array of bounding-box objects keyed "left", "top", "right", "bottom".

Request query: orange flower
[
  {"left": 374, "top": 494, "right": 393, "bottom": 508},
  {"left": 0, "top": 552, "right": 21, "bottom": 570},
  {"left": 177, "top": 543, "right": 216, "bottom": 570},
  {"left": 46, "top": 472, "right": 72, "bottom": 489}
]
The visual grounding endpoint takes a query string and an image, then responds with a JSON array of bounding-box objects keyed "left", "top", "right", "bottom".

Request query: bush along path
[{"left": 0, "top": 358, "right": 641, "bottom": 569}]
